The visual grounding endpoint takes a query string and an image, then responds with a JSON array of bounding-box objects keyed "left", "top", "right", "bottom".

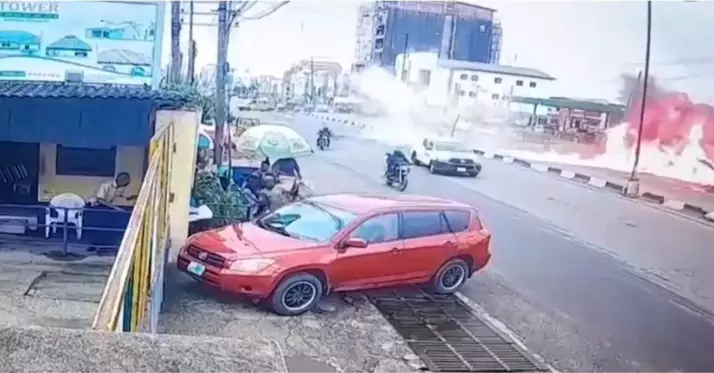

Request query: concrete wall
[{"left": 0, "top": 324, "right": 285, "bottom": 372}]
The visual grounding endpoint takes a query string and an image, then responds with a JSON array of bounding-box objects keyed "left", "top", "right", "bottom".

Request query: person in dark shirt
[
  {"left": 385, "top": 150, "right": 409, "bottom": 177},
  {"left": 272, "top": 157, "right": 302, "bottom": 179}
]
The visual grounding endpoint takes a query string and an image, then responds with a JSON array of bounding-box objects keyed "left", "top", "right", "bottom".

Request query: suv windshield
[
  {"left": 433, "top": 141, "right": 470, "bottom": 152},
  {"left": 257, "top": 201, "right": 357, "bottom": 242}
]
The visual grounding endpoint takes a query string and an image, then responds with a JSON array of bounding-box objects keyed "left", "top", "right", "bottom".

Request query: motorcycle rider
[
  {"left": 317, "top": 125, "right": 332, "bottom": 147},
  {"left": 385, "top": 149, "right": 410, "bottom": 178}
]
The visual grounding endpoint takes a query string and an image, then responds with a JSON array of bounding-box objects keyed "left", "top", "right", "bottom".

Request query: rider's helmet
[{"left": 393, "top": 149, "right": 405, "bottom": 158}]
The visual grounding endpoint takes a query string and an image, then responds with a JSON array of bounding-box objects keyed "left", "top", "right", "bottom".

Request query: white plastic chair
[{"left": 45, "top": 193, "right": 86, "bottom": 239}]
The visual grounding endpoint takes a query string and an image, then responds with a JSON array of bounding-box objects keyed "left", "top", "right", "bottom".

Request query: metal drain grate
[{"left": 367, "top": 288, "right": 547, "bottom": 372}]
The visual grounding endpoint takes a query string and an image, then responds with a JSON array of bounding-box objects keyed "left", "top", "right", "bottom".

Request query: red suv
[{"left": 177, "top": 194, "right": 491, "bottom": 315}]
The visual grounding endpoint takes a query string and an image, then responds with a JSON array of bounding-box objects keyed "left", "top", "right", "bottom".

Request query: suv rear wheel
[{"left": 430, "top": 258, "right": 469, "bottom": 294}]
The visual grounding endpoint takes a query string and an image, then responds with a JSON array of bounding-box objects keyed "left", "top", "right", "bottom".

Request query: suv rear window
[{"left": 443, "top": 210, "right": 470, "bottom": 233}]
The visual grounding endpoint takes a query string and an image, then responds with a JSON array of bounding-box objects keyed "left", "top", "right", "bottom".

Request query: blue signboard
[{"left": 0, "top": 1, "right": 165, "bottom": 87}]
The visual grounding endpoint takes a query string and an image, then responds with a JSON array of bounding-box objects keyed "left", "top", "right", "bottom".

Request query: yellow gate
[{"left": 92, "top": 122, "right": 174, "bottom": 332}]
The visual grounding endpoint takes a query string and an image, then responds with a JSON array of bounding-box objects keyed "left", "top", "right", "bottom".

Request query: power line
[{"left": 239, "top": 1, "right": 289, "bottom": 21}]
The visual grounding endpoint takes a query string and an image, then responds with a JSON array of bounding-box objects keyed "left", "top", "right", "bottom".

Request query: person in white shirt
[
  {"left": 90, "top": 172, "right": 136, "bottom": 207},
  {"left": 87, "top": 172, "right": 136, "bottom": 253}
]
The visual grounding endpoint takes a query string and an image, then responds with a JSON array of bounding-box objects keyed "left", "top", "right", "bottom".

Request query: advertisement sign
[{"left": 0, "top": 1, "right": 165, "bottom": 87}]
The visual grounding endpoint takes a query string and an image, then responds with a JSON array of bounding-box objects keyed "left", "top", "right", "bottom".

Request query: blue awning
[{"left": 0, "top": 82, "right": 190, "bottom": 147}]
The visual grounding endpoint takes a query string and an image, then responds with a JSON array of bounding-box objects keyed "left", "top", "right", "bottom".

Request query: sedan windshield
[
  {"left": 434, "top": 141, "right": 470, "bottom": 153},
  {"left": 257, "top": 201, "right": 357, "bottom": 242}
]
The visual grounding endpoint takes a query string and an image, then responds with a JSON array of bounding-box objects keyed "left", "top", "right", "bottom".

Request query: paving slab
[{"left": 0, "top": 250, "right": 112, "bottom": 329}]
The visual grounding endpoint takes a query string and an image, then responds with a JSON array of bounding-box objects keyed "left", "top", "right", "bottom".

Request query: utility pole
[
  {"left": 625, "top": 0, "right": 652, "bottom": 198},
  {"left": 400, "top": 33, "right": 409, "bottom": 82},
  {"left": 187, "top": 1, "right": 196, "bottom": 85},
  {"left": 309, "top": 56, "right": 315, "bottom": 105},
  {"left": 214, "top": 0, "right": 229, "bottom": 166},
  {"left": 169, "top": 1, "right": 182, "bottom": 84}
]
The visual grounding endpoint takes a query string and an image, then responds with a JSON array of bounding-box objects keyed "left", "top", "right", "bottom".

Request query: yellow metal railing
[{"left": 92, "top": 122, "right": 174, "bottom": 332}]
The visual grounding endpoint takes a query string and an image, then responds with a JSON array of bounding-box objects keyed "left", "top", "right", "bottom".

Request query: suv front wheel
[{"left": 270, "top": 273, "right": 324, "bottom": 316}]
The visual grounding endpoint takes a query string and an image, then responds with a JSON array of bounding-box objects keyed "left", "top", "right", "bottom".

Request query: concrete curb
[
  {"left": 308, "top": 113, "right": 714, "bottom": 223},
  {"left": 472, "top": 148, "right": 714, "bottom": 223}
]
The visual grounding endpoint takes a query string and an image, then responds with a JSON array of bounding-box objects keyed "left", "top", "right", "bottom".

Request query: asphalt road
[{"left": 274, "top": 112, "right": 714, "bottom": 372}]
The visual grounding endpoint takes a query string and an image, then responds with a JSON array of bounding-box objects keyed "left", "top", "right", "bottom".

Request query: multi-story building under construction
[{"left": 354, "top": 1, "right": 502, "bottom": 73}]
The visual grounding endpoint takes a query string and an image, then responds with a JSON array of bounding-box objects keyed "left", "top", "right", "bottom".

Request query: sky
[{"left": 161, "top": 0, "right": 714, "bottom": 104}]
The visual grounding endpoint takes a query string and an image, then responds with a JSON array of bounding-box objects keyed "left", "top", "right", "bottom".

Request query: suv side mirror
[{"left": 340, "top": 237, "right": 368, "bottom": 249}]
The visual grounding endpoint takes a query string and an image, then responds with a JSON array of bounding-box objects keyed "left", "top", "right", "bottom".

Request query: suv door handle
[
  {"left": 445, "top": 241, "right": 457, "bottom": 248},
  {"left": 390, "top": 247, "right": 400, "bottom": 253}
]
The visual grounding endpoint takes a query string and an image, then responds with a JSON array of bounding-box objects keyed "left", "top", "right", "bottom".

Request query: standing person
[{"left": 87, "top": 172, "right": 136, "bottom": 253}]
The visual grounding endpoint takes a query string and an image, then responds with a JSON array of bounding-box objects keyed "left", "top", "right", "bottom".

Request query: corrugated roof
[
  {"left": 512, "top": 96, "right": 625, "bottom": 113},
  {"left": 0, "top": 30, "right": 40, "bottom": 45},
  {"left": 437, "top": 59, "right": 556, "bottom": 80},
  {"left": 0, "top": 81, "right": 189, "bottom": 102},
  {"left": 47, "top": 35, "right": 92, "bottom": 51},
  {"left": 97, "top": 49, "right": 152, "bottom": 65}
]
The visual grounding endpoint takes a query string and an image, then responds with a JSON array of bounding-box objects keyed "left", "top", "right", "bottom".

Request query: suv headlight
[{"left": 228, "top": 258, "right": 275, "bottom": 274}]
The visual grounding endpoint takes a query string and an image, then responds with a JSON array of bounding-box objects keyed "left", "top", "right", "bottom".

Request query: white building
[
  {"left": 282, "top": 60, "right": 342, "bottom": 104},
  {"left": 396, "top": 52, "right": 555, "bottom": 109},
  {"left": 197, "top": 64, "right": 236, "bottom": 93}
]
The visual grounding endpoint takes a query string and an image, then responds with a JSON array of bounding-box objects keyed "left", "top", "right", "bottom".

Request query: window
[
  {"left": 470, "top": 74, "right": 479, "bottom": 82},
  {"left": 55, "top": 145, "right": 116, "bottom": 177},
  {"left": 530, "top": 81, "right": 537, "bottom": 88},
  {"left": 516, "top": 80, "right": 523, "bottom": 86},
  {"left": 459, "top": 90, "right": 466, "bottom": 96},
  {"left": 402, "top": 211, "right": 448, "bottom": 239},
  {"left": 91, "top": 30, "right": 102, "bottom": 38},
  {"left": 433, "top": 140, "right": 469, "bottom": 152},
  {"left": 479, "top": 24, "right": 487, "bottom": 32},
  {"left": 468, "top": 91, "right": 477, "bottom": 97},
  {"left": 459, "top": 73, "right": 468, "bottom": 80},
  {"left": 418, "top": 69, "right": 431, "bottom": 85},
  {"left": 443, "top": 210, "right": 471, "bottom": 233},
  {"left": 491, "top": 93, "right": 500, "bottom": 100},
  {"left": 350, "top": 213, "right": 400, "bottom": 244},
  {"left": 494, "top": 77, "right": 502, "bottom": 84},
  {"left": 259, "top": 202, "right": 358, "bottom": 242}
]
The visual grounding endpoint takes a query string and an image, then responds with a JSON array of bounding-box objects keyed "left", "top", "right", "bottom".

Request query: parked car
[
  {"left": 411, "top": 137, "right": 482, "bottom": 177},
  {"left": 177, "top": 194, "right": 491, "bottom": 316}
]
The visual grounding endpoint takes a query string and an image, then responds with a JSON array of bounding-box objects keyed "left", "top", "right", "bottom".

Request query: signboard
[{"left": 0, "top": 1, "right": 165, "bottom": 87}]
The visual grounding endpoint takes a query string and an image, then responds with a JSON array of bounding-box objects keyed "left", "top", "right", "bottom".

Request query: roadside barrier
[{"left": 92, "top": 122, "right": 173, "bottom": 332}]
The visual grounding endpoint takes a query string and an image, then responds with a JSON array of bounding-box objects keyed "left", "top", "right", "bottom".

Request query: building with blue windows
[{"left": 354, "top": 1, "right": 502, "bottom": 73}]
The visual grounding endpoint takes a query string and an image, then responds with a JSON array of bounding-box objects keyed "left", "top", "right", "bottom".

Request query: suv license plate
[
  {"left": 457, "top": 167, "right": 467, "bottom": 172},
  {"left": 187, "top": 261, "right": 206, "bottom": 276}
]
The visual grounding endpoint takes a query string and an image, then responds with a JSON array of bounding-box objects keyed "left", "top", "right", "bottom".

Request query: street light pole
[{"left": 625, "top": 0, "right": 652, "bottom": 198}]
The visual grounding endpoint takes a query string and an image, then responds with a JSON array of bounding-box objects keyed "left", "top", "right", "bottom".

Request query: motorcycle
[
  {"left": 317, "top": 133, "right": 330, "bottom": 150},
  {"left": 383, "top": 159, "right": 410, "bottom": 192}
]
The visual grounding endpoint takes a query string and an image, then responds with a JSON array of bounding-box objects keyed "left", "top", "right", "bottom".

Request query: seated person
[
  {"left": 272, "top": 157, "right": 302, "bottom": 179},
  {"left": 385, "top": 150, "right": 409, "bottom": 176},
  {"left": 246, "top": 158, "right": 271, "bottom": 194},
  {"left": 89, "top": 172, "right": 137, "bottom": 208}
]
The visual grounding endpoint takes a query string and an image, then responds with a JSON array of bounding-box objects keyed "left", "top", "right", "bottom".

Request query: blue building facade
[{"left": 372, "top": 1, "right": 496, "bottom": 73}]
